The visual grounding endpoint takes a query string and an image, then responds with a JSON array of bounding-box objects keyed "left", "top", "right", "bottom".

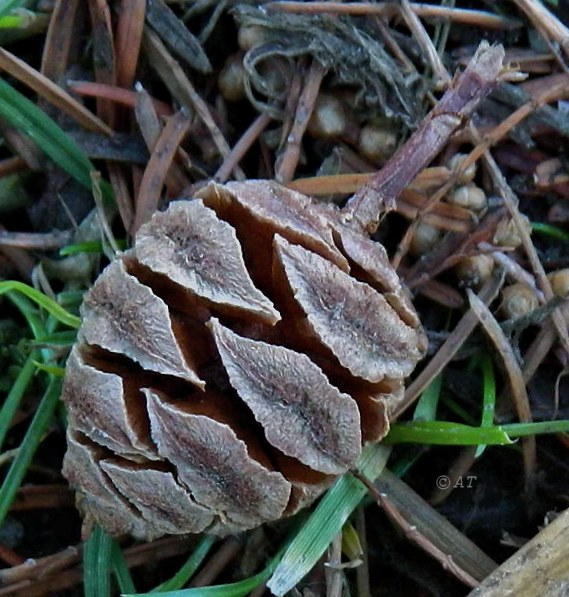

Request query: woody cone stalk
[{"left": 62, "top": 42, "right": 504, "bottom": 539}]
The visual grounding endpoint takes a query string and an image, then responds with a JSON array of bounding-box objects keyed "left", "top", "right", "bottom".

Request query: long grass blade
[
  {"left": 0, "top": 376, "right": 62, "bottom": 527},
  {"left": 0, "top": 76, "right": 114, "bottom": 203},
  {"left": 0, "top": 76, "right": 93, "bottom": 185},
  {"left": 413, "top": 374, "right": 442, "bottom": 422},
  {"left": 112, "top": 540, "right": 136, "bottom": 595},
  {"left": 152, "top": 535, "right": 216, "bottom": 592},
  {"left": 475, "top": 353, "right": 497, "bottom": 457},
  {"left": 126, "top": 546, "right": 279, "bottom": 597},
  {"left": 0, "top": 0, "right": 24, "bottom": 19},
  {"left": 267, "top": 443, "right": 391, "bottom": 596},
  {"left": 0, "top": 353, "right": 38, "bottom": 450},
  {"left": 0, "top": 281, "right": 81, "bottom": 328},
  {"left": 385, "top": 421, "right": 513, "bottom": 445},
  {"left": 84, "top": 525, "right": 114, "bottom": 597}
]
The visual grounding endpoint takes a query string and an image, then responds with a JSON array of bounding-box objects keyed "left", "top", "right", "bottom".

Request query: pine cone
[{"left": 62, "top": 180, "right": 427, "bottom": 540}]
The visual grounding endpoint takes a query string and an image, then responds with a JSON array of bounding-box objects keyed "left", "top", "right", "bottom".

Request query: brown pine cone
[{"left": 62, "top": 180, "right": 427, "bottom": 540}]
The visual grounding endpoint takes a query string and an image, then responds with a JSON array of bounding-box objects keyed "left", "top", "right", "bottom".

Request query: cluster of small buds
[{"left": 217, "top": 24, "right": 405, "bottom": 168}]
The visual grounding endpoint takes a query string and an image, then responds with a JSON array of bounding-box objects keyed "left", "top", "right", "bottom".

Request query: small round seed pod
[
  {"left": 500, "top": 283, "right": 539, "bottom": 319},
  {"left": 237, "top": 23, "right": 267, "bottom": 51},
  {"left": 409, "top": 221, "right": 441, "bottom": 257},
  {"left": 307, "top": 94, "right": 348, "bottom": 140},
  {"left": 447, "top": 153, "right": 477, "bottom": 185},
  {"left": 358, "top": 121, "right": 398, "bottom": 164},
  {"left": 447, "top": 185, "right": 487, "bottom": 212},
  {"left": 493, "top": 215, "right": 531, "bottom": 247},
  {"left": 547, "top": 268, "right": 569, "bottom": 297},
  {"left": 218, "top": 55, "right": 246, "bottom": 102},
  {"left": 455, "top": 254, "right": 494, "bottom": 287}
]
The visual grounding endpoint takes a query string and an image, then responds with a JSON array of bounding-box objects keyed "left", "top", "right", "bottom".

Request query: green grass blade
[
  {"left": 0, "top": 0, "right": 25, "bottom": 19},
  {"left": 0, "top": 376, "right": 62, "bottom": 527},
  {"left": 475, "top": 353, "right": 496, "bottom": 458},
  {"left": 0, "top": 281, "right": 81, "bottom": 328},
  {"left": 84, "top": 525, "right": 114, "bottom": 597},
  {"left": 0, "top": 76, "right": 94, "bottom": 186},
  {"left": 413, "top": 374, "right": 442, "bottom": 422},
  {"left": 152, "top": 535, "right": 216, "bottom": 592},
  {"left": 267, "top": 443, "right": 391, "bottom": 596},
  {"left": 112, "top": 540, "right": 136, "bottom": 594},
  {"left": 385, "top": 421, "right": 513, "bottom": 445},
  {"left": 502, "top": 420, "right": 569, "bottom": 437},
  {"left": 32, "top": 361, "right": 66, "bottom": 377},
  {"left": 531, "top": 222, "right": 569, "bottom": 242},
  {"left": 60, "top": 239, "right": 127, "bottom": 256},
  {"left": 0, "top": 353, "right": 38, "bottom": 450},
  {"left": 126, "top": 546, "right": 279, "bottom": 597},
  {"left": 0, "top": 77, "right": 114, "bottom": 204},
  {"left": 32, "top": 330, "right": 78, "bottom": 347},
  {"left": 5, "top": 289, "right": 46, "bottom": 338}
]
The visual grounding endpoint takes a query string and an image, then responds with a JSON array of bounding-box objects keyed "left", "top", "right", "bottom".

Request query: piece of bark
[{"left": 342, "top": 42, "right": 505, "bottom": 232}]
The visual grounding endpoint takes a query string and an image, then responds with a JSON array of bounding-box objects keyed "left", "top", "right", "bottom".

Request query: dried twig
[
  {"left": 512, "top": 0, "right": 569, "bottom": 60},
  {"left": 355, "top": 508, "right": 371, "bottom": 597},
  {"left": 351, "top": 469, "right": 482, "bottom": 588},
  {"left": 470, "top": 506, "right": 569, "bottom": 596},
  {"left": 275, "top": 60, "right": 327, "bottom": 183},
  {"left": 0, "top": 49, "right": 111, "bottom": 136},
  {"left": 143, "top": 27, "right": 245, "bottom": 180},
  {"left": 189, "top": 537, "right": 242, "bottom": 588},
  {"left": 0, "top": 538, "right": 194, "bottom": 596},
  {"left": 325, "top": 533, "right": 344, "bottom": 597},
  {"left": 134, "top": 84, "right": 191, "bottom": 195},
  {"left": 41, "top": 0, "right": 81, "bottom": 82},
  {"left": 399, "top": 0, "right": 450, "bottom": 89},
  {"left": 342, "top": 42, "right": 505, "bottom": 232},
  {"left": 87, "top": 0, "right": 116, "bottom": 126},
  {"left": 132, "top": 109, "right": 191, "bottom": 232},
  {"left": 115, "top": 0, "right": 146, "bottom": 89},
  {"left": 265, "top": 2, "right": 521, "bottom": 29},
  {"left": 476, "top": 133, "right": 569, "bottom": 361},
  {"left": 215, "top": 113, "right": 272, "bottom": 183},
  {"left": 68, "top": 81, "right": 173, "bottom": 116}
]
